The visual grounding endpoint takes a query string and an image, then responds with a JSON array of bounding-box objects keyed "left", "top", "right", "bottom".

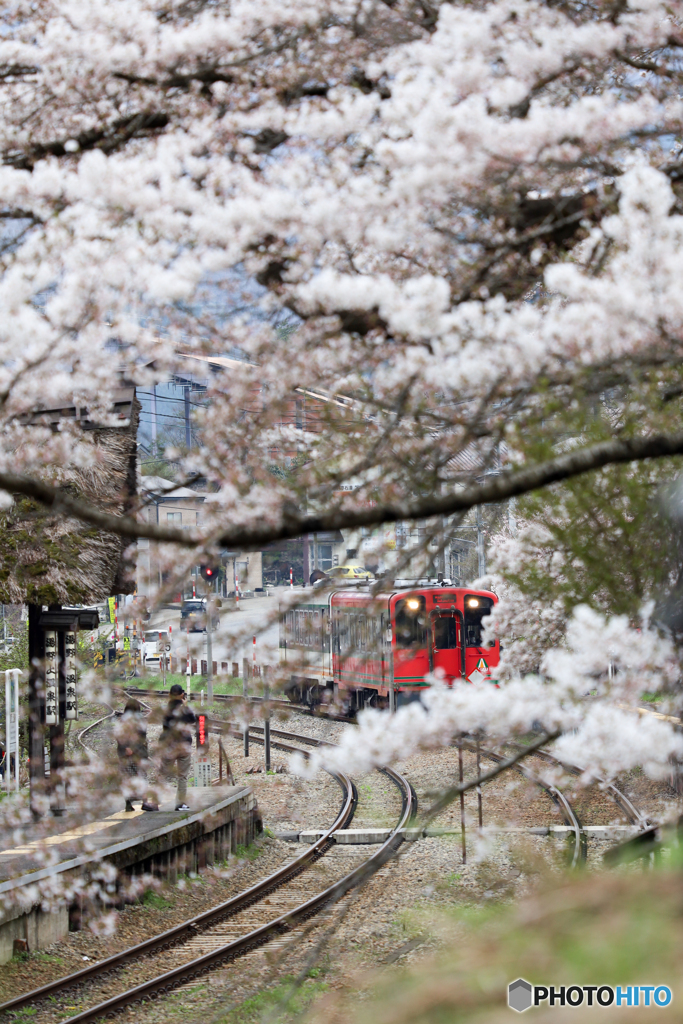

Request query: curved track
[
  {"left": 124, "top": 686, "right": 647, "bottom": 851},
  {"left": 460, "top": 741, "right": 586, "bottom": 866},
  {"left": 0, "top": 728, "right": 413, "bottom": 1024},
  {"left": 75, "top": 704, "right": 116, "bottom": 758},
  {"left": 530, "top": 747, "right": 650, "bottom": 830}
]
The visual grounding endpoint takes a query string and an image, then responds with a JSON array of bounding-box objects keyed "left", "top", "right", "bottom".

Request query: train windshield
[
  {"left": 395, "top": 596, "right": 427, "bottom": 649},
  {"left": 464, "top": 595, "right": 495, "bottom": 646},
  {"left": 433, "top": 616, "right": 460, "bottom": 650}
]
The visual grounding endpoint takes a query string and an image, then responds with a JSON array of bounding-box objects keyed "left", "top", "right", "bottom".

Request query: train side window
[
  {"left": 359, "top": 615, "right": 367, "bottom": 648},
  {"left": 394, "top": 596, "right": 427, "bottom": 649}
]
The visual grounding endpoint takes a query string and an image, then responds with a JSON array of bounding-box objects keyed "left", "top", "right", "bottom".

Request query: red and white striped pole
[
  {"left": 235, "top": 574, "right": 239, "bottom": 610},
  {"left": 289, "top": 566, "right": 293, "bottom": 588},
  {"left": 192, "top": 577, "right": 196, "bottom": 598}
]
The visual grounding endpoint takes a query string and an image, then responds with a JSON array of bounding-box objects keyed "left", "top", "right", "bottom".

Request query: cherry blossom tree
[{"left": 1, "top": 0, "right": 683, "bottom": 804}]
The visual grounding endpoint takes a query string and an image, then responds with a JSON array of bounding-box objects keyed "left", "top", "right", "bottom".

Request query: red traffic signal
[{"left": 200, "top": 563, "right": 218, "bottom": 582}]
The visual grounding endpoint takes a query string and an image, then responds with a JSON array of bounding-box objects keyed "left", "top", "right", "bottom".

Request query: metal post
[
  {"left": 186, "top": 627, "right": 191, "bottom": 685},
  {"left": 459, "top": 741, "right": 466, "bottom": 864},
  {"left": 219, "top": 741, "right": 223, "bottom": 782},
  {"left": 206, "top": 587, "right": 213, "bottom": 703},
  {"left": 5, "top": 669, "right": 20, "bottom": 795},
  {"left": 476, "top": 735, "right": 483, "bottom": 829},
  {"left": 27, "top": 603, "right": 45, "bottom": 816},
  {"left": 242, "top": 656, "right": 250, "bottom": 757},
  {"left": 264, "top": 665, "right": 271, "bottom": 771}
]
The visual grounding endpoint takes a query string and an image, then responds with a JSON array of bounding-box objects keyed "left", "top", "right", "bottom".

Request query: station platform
[{"left": 0, "top": 786, "right": 260, "bottom": 963}]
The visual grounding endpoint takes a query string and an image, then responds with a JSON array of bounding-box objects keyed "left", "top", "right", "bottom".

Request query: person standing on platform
[
  {"left": 160, "top": 684, "right": 196, "bottom": 811},
  {"left": 114, "top": 698, "right": 159, "bottom": 812}
]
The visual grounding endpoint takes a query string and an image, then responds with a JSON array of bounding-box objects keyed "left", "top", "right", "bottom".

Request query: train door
[
  {"left": 430, "top": 608, "right": 465, "bottom": 683},
  {"left": 463, "top": 594, "right": 497, "bottom": 682},
  {"left": 392, "top": 596, "right": 429, "bottom": 687}
]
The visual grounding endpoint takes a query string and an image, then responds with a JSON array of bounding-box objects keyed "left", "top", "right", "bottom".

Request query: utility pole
[
  {"left": 184, "top": 384, "right": 191, "bottom": 449},
  {"left": 476, "top": 505, "right": 487, "bottom": 579}
]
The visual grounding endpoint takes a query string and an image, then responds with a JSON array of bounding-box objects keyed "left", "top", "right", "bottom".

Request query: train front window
[
  {"left": 464, "top": 595, "right": 495, "bottom": 647},
  {"left": 433, "top": 615, "right": 460, "bottom": 650},
  {"left": 394, "top": 596, "right": 427, "bottom": 649}
]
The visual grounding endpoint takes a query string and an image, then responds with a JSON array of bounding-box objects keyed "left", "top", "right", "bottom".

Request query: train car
[{"left": 279, "top": 579, "right": 499, "bottom": 711}]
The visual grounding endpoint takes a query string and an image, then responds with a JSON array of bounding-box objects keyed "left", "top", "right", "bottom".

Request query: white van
[{"left": 142, "top": 630, "right": 169, "bottom": 668}]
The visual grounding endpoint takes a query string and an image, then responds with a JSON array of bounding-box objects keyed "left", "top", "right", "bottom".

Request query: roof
[
  {"left": 139, "top": 477, "right": 206, "bottom": 500},
  {"left": 0, "top": 393, "right": 140, "bottom": 605}
]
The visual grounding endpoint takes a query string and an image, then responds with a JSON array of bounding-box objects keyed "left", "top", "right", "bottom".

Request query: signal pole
[
  {"left": 206, "top": 588, "right": 213, "bottom": 703},
  {"left": 199, "top": 563, "right": 218, "bottom": 702}
]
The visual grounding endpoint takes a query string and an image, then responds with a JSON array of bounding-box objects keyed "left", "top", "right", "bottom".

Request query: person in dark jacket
[
  {"left": 160, "top": 684, "right": 197, "bottom": 811},
  {"left": 114, "top": 698, "right": 158, "bottom": 812}
]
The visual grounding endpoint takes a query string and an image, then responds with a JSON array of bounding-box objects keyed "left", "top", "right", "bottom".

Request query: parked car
[
  {"left": 180, "top": 599, "right": 220, "bottom": 632},
  {"left": 324, "top": 563, "right": 374, "bottom": 580}
]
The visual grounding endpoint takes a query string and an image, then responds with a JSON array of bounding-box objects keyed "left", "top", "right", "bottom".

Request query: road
[{"left": 147, "top": 587, "right": 290, "bottom": 672}]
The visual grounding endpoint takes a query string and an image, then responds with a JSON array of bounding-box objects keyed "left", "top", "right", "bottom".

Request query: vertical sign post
[
  {"left": 186, "top": 627, "right": 191, "bottom": 685},
  {"left": 4, "top": 669, "right": 20, "bottom": 793},
  {"left": 65, "top": 630, "right": 78, "bottom": 720},
  {"left": 44, "top": 630, "right": 58, "bottom": 725},
  {"left": 194, "top": 712, "right": 212, "bottom": 786}
]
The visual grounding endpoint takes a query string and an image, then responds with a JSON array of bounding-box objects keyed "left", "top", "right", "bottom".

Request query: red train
[{"left": 279, "top": 580, "right": 499, "bottom": 711}]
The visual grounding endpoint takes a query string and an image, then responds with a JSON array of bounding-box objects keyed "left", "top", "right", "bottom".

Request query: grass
[
  {"left": 214, "top": 973, "right": 330, "bottom": 1024},
  {"left": 142, "top": 889, "right": 173, "bottom": 910},
  {"left": 135, "top": 673, "right": 245, "bottom": 696},
  {"left": 234, "top": 841, "right": 263, "bottom": 862},
  {"left": 306, "top": 862, "right": 683, "bottom": 1024}
]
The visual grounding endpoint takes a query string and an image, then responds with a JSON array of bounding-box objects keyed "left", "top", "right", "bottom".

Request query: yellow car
[{"left": 325, "top": 563, "right": 374, "bottom": 580}]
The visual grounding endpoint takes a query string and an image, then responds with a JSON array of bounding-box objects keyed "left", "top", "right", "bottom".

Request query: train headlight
[
  {"left": 467, "top": 598, "right": 480, "bottom": 608},
  {"left": 406, "top": 598, "right": 420, "bottom": 611}
]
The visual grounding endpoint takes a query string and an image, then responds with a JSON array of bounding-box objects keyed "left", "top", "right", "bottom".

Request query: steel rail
[
  {"left": 56, "top": 760, "right": 415, "bottom": 1024},
  {"left": 75, "top": 704, "right": 116, "bottom": 757},
  {"left": 458, "top": 740, "right": 587, "bottom": 867},
  {"left": 528, "top": 747, "right": 649, "bottom": 828},
  {"left": 0, "top": 740, "right": 356, "bottom": 1017}
]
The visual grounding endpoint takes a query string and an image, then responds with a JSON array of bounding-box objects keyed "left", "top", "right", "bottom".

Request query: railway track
[
  {"left": 126, "top": 686, "right": 644, "bottom": 864},
  {"left": 75, "top": 704, "right": 116, "bottom": 758},
  {"left": 0, "top": 728, "right": 414, "bottom": 1024}
]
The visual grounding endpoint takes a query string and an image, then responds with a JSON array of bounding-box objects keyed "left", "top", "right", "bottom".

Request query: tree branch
[{"left": 2, "top": 430, "right": 683, "bottom": 549}]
